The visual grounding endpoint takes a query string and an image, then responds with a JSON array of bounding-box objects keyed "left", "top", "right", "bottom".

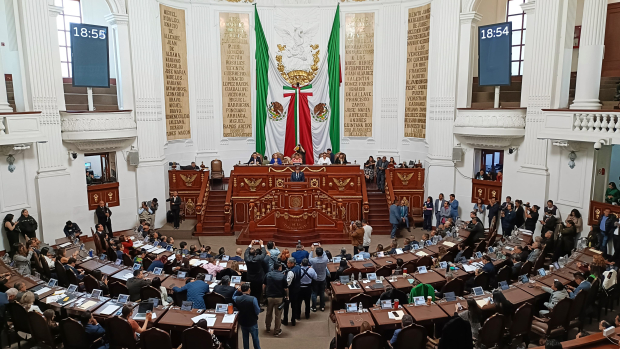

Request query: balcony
[
  {"left": 60, "top": 110, "right": 136, "bottom": 151},
  {"left": 538, "top": 109, "right": 620, "bottom": 144},
  {"left": 0, "top": 111, "right": 47, "bottom": 146},
  {"left": 453, "top": 108, "right": 527, "bottom": 148}
]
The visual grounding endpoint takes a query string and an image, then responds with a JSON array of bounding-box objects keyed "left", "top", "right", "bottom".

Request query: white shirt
[
  {"left": 363, "top": 225, "right": 372, "bottom": 246},
  {"left": 317, "top": 157, "right": 331, "bottom": 165}
]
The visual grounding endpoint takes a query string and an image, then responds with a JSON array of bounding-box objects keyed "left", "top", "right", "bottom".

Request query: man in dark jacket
[
  {"left": 166, "top": 191, "right": 182, "bottom": 229},
  {"left": 554, "top": 220, "right": 577, "bottom": 262},
  {"left": 283, "top": 257, "right": 300, "bottom": 326},
  {"left": 465, "top": 217, "right": 485, "bottom": 246},
  {"left": 487, "top": 197, "right": 500, "bottom": 230},
  {"left": 511, "top": 255, "right": 524, "bottom": 279},
  {"left": 170, "top": 253, "right": 190, "bottom": 272},
  {"left": 245, "top": 241, "right": 267, "bottom": 304},
  {"left": 213, "top": 276, "right": 236, "bottom": 304},
  {"left": 95, "top": 201, "right": 112, "bottom": 238},
  {"left": 81, "top": 311, "right": 108, "bottom": 349},
  {"left": 263, "top": 262, "right": 288, "bottom": 336},
  {"left": 126, "top": 270, "right": 151, "bottom": 302},
  {"left": 233, "top": 283, "right": 261, "bottom": 349}
]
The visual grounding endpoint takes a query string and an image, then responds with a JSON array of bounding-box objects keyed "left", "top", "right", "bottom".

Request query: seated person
[
  {"left": 127, "top": 270, "right": 151, "bottom": 302},
  {"left": 317, "top": 152, "right": 331, "bottom": 165},
  {"left": 402, "top": 238, "right": 414, "bottom": 251},
  {"left": 567, "top": 272, "right": 591, "bottom": 299},
  {"left": 63, "top": 221, "right": 81, "bottom": 238},
  {"left": 147, "top": 255, "right": 167, "bottom": 273},
  {"left": 290, "top": 166, "right": 305, "bottom": 182},
  {"left": 475, "top": 169, "right": 489, "bottom": 180},
  {"left": 527, "top": 242, "right": 542, "bottom": 263},
  {"left": 133, "top": 249, "right": 147, "bottom": 265},
  {"left": 386, "top": 240, "right": 399, "bottom": 255},
  {"left": 43, "top": 309, "right": 60, "bottom": 336},
  {"left": 158, "top": 236, "right": 168, "bottom": 249},
  {"left": 511, "top": 255, "right": 523, "bottom": 279},
  {"left": 118, "top": 235, "right": 133, "bottom": 250},
  {"left": 291, "top": 153, "right": 303, "bottom": 164},
  {"left": 454, "top": 244, "right": 467, "bottom": 264},
  {"left": 171, "top": 253, "right": 190, "bottom": 272},
  {"left": 195, "top": 319, "right": 222, "bottom": 348},
  {"left": 536, "top": 281, "right": 568, "bottom": 316},
  {"left": 115, "top": 243, "right": 125, "bottom": 261},
  {"left": 336, "top": 248, "right": 352, "bottom": 261},
  {"left": 465, "top": 217, "right": 485, "bottom": 246},
  {"left": 19, "top": 292, "right": 42, "bottom": 313},
  {"left": 354, "top": 245, "right": 370, "bottom": 260},
  {"left": 230, "top": 248, "right": 244, "bottom": 262},
  {"left": 335, "top": 260, "right": 349, "bottom": 278},
  {"left": 80, "top": 310, "right": 108, "bottom": 349},
  {"left": 121, "top": 305, "right": 151, "bottom": 339},
  {"left": 65, "top": 257, "right": 85, "bottom": 280},
  {"left": 512, "top": 246, "right": 530, "bottom": 262},
  {"left": 436, "top": 271, "right": 458, "bottom": 298},
  {"left": 179, "top": 161, "right": 200, "bottom": 170},
  {"left": 269, "top": 153, "right": 282, "bottom": 165},
  {"left": 151, "top": 277, "right": 172, "bottom": 306},
  {"left": 15, "top": 281, "right": 38, "bottom": 301},
  {"left": 213, "top": 276, "right": 236, "bottom": 304},
  {"left": 39, "top": 247, "right": 55, "bottom": 269},
  {"left": 91, "top": 270, "right": 110, "bottom": 296},
  {"left": 247, "top": 152, "right": 261, "bottom": 166},
  {"left": 393, "top": 258, "right": 405, "bottom": 275},
  {"left": 172, "top": 273, "right": 210, "bottom": 309},
  {"left": 390, "top": 315, "right": 414, "bottom": 346},
  {"left": 292, "top": 245, "right": 310, "bottom": 264}
]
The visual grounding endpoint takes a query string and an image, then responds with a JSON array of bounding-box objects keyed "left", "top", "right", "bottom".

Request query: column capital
[
  {"left": 48, "top": 5, "right": 63, "bottom": 17},
  {"left": 521, "top": 0, "right": 536, "bottom": 14},
  {"left": 105, "top": 13, "right": 129, "bottom": 26},
  {"left": 459, "top": 11, "right": 482, "bottom": 24}
]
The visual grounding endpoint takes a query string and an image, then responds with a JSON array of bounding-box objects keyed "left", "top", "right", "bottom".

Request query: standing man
[
  {"left": 233, "top": 283, "right": 262, "bottom": 349},
  {"left": 263, "top": 262, "right": 288, "bottom": 337},
  {"left": 376, "top": 156, "right": 388, "bottom": 193},
  {"left": 501, "top": 196, "right": 512, "bottom": 213},
  {"left": 95, "top": 201, "right": 112, "bottom": 238},
  {"left": 298, "top": 258, "right": 316, "bottom": 319},
  {"left": 434, "top": 194, "right": 446, "bottom": 229},
  {"left": 362, "top": 220, "right": 372, "bottom": 253},
  {"left": 245, "top": 240, "right": 267, "bottom": 305},
  {"left": 598, "top": 209, "right": 617, "bottom": 253},
  {"left": 449, "top": 194, "right": 459, "bottom": 222},
  {"left": 389, "top": 200, "right": 401, "bottom": 239},
  {"left": 400, "top": 199, "right": 410, "bottom": 232},
  {"left": 349, "top": 221, "right": 364, "bottom": 255},
  {"left": 487, "top": 197, "right": 500, "bottom": 229},
  {"left": 282, "top": 257, "right": 300, "bottom": 326},
  {"left": 290, "top": 166, "right": 305, "bottom": 182},
  {"left": 309, "top": 244, "right": 328, "bottom": 312},
  {"left": 327, "top": 148, "right": 335, "bottom": 164},
  {"left": 166, "top": 191, "right": 182, "bottom": 230}
]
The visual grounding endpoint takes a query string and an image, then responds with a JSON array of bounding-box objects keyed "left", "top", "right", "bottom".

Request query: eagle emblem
[
  {"left": 311, "top": 103, "right": 329, "bottom": 122},
  {"left": 332, "top": 178, "right": 351, "bottom": 191},
  {"left": 268, "top": 102, "right": 286, "bottom": 121},
  {"left": 180, "top": 174, "right": 198, "bottom": 187},
  {"left": 397, "top": 173, "right": 414, "bottom": 186},
  {"left": 243, "top": 178, "right": 263, "bottom": 192}
]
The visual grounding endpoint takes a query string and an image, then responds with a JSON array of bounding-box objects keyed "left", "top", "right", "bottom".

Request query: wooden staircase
[
  {"left": 196, "top": 189, "right": 229, "bottom": 236},
  {"left": 366, "top": 189, "right": 392, "bottom": 235}
]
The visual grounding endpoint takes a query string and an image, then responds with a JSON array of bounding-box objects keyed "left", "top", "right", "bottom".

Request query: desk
[
  {"left": 516, "top": 282, "right": 547, "bottom": 297},
  {"left": 412, "top": 270, "right": 446, "bottom": 289},
  {"left": 32, "top": 285, "right": 64, "bottom": 299},
  {"left": 65, "top": 296, "right": 109, "bottom": 317},
  {"left": 331, "top": 281, "right": 364, "bottom": 301},
  {"left": 92, "top": 300, "right": 166, "bottom": 328},
  {"left": 161, "top": 276, "right": 191, "bottom": 292},
  {"left": 434, "top": 267, "right": 469, "bottom": 280},
  {"left": 369, "top": 307, "right": 406, "bottom": 331},
  {"left": 77, "top": 258, "right": 109, "bottom": 272},
  {"left": 577, "top": 253, "right": 594, "bottom": 264},
  {"left": 403, "top": 303, "right": 449, "bottom": 323},
  {"left": 360, "top": 279, "right": 390, "bottom": 297},
  {"left": 393, "top": 252, "right": 418, "bottom": 264},
  {"left": 327, "top": 262, "right": 341, "bottom": 274},
  {"left": 372, "top": 256, "right": 397, "bottom": 269},
  {"left": 385, "top": 274, "right": 415, "bottom": 293},
  {"left": 13, "top": 274, "right": 42, "bottom": 290},
  {"left": 156, "top": 307, "right": 238, "bottom": 348},
  {"left": 532, "top": 327, "right": 620, "bottom": 348},
  {"left": 333, "top": 310, "right": 375, "bottom": 349},
  {"left": 348, "top": 260, "right": 377, "bottom": 274},
  {"left": 501, "top": 287, "right": 535, "bottom": 306},
  {"left": 97, "top": 264, "right": 125, "bottom": 277},
  {"left": 436, "top": 299, "right": 466, "bottom": 315},
  {"left": 551, "top": 268, "right": 576, "bottom": 285},
  {"left": 536, "top": 274, "right": 571, "bottom": 287}
]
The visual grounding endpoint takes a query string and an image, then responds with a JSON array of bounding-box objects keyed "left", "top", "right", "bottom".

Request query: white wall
[
  {"left": 0, "top": 0, "right": 25, "bottom": 111},
  {"left": 81, "top": 0, "right": 116, "bottom": 78},
  {"left": 609, "top": 144, "right": 620, "bottom": 188}
]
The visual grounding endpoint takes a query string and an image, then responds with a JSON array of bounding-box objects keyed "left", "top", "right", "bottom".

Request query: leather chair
[
  {"left": 107, "top": 246, "right": 117, "bottom": 263},
  {"left": 7, "top": 302, "right": 31, "bottom": 349},
  {"left": 520, "top": 261, "right": 533, "bottom": 276},
  {"left": 204, "top": 292, "right": 226, "bottom": 309},
  {"left": 410, "top": 207, "right": 424, "bottom": 227},
  {"left": 509, "top": 303, "right": 534, "bottom": 343},
  {"left": 141, "top": 286, "right": 162, "bottom": 301},
  {"left": 182, "top": 326, "right": 217, "bottom": 349},
  {"left": 440, "top": 278, "right": 464, "bottom": 297},
  {"left": 566, "top": 289, "right": 588, "bottom": 332},
  {"left": 60, "top": 317, "right": 104, "bottom": 349},
  {"left": 109, "top": 281, "right": 128, "bottom": 298},
  {"left": 108, "top": 316, "right": 139, "bottom": 349},
  {"left": 66, "top": 268, "right": 80, "bottom": 286},
  {"left": 83, "top": 275, "right": 99, "bottom": 293},
  {"left": 473, "top": 272, "right": 490, "bottom": 290},
  {"left": 40, "top": 256, "right": 52, "bottom": 279},
  {"left": 495, "top": 265, "right": 511, "bottom": 286},
  {"left": 487, "top": 231, "right": 498, "bottom": 246},
  {"left": 351, "top": 330, "right": 383, "bottom": 349},
  {"left": 478, "top": 313, "right": 505, "bottom": 349},
  {"left": 31, "top": 253, "right": 44, "bottom": 277},
  {"left": 530, "top": 298, "right": 572, "bottom": 340},
  {"left": 142, "top": 257, "right": 153, "bottom": 271},
  {"left": 54, "top": 260, "right": 69, "bottom": 287},
  {"left": 462, "top": 246, "right": 474, "bottom": 260},
  {"left": 440, "top": 252, "right": 454, "bottom": 263},
  {"left": 189, "top": 266, "right": 209, "bottom": 278},
  {"left": 122, "top": 253, "right": 133, "bottom": 267},
  {"left": 28, "top": 311, "right": 59, "bottom": 348},
  {"left": 140, "top": 327, "right": 172, "bottom": 349},
  {"left": 211, "top": 159, "right": 224, "bottom": 182},
  {"left": 583, "top": 278, "right": 600, "bottom": 323},
  {"left": 389, "top": 323, "right": 427, "bottom": 349},
  {"left": 533, "top": 253, "right": 545, "bottom": 273},
  {"left": 474, "top": 240, "right": 487, "bottom": 253},
  {"left": 375, "top": 266, "right": 392, "bottom": 278},
  {"left": 402, "top": 261, "right": 416, "bottom": 273},
  {"left": 350, "top": 293, "right": 374, "bottom": 309},
  {"left": 416, "top": 256, "right": 433, "bottom": 268},
  {"left": 342, "top": 267, "right": 361, "bottom": 280}
]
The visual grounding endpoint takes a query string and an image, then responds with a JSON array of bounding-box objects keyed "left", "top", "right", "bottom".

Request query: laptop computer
[
  {"left": 133, "top": 301, "right": 154, "bottom": 320},
  {"left": 231, "top": 275, "right": 241, "bottom": 284},
  {"left": 148, "top": 298, "right": 159, "bottom": 307},
  {"left": 215, "top": 303, "right": 228, "bottom": 313},
  {"left": 444, "top": 292, "right": 456, "bottom": 302},
  {"left": 339, "top": 275, "right": 350, "bottom": 283},
  {"left": 472, "top": 287, "right": 484, "bottom": 297}
]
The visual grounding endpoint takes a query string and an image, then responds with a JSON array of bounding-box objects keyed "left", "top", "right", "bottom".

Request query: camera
[
  {"left": 69, "top": 152, "right": 78, "bottom": 160},
  {"left": 594, "top": 140, "right": 602, "bottom": 151},
  {"left": 508, "top": 147, "right": 518, "bottom": 154}
]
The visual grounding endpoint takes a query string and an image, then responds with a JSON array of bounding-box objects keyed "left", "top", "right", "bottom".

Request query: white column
[
  {"left": 0, "top": 53, "right": 13, "bottom": 112},
  {"left": 520, "top": 1, "right": 536, "bottom": 107},
  {"left": 379, "top": 4, "right": 400, "bottom": 153},
  {"left": 16, "top": 0, "right": 71, "bottom": 242},
  {"left": 570, "top": 0, "right": 607, "bottom": 110},
  {"left": 456, "top": 11, "right": 482, "bottom": 108},
  {"left": 105, "top": 13, "right": 134, "bottom": 111}
]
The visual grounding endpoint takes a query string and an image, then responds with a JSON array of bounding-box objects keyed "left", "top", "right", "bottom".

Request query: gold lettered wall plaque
[
  {"left": 160, "top": 4, "right": 191, "bottom": 140},
  {"left": 344, "top": 13, "right": 374, "bottom": 137},
  {"left": 220, "top": 13, "right": 252, "bottom": 138},
  {"left": 404, "top": 4, "right": 430, "bottom": 138}
]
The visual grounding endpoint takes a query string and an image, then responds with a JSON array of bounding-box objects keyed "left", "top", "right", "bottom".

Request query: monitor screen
[
  {"left": 472, "top": 287, "right": 484, "bottom": 297},
  {"left": 345, "top": 303, "right": 358, "bottom": 313},
  {"left": 117, "top": 294, "right": 129, "bottom": 304}
]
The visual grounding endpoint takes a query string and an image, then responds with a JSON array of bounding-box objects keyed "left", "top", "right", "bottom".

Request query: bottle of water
[
  {"left": 358, "top": 301, "right": 363, "bottom": 313},
  {"left": 358, "top": 272, "right": 362, "bottom": 281}
]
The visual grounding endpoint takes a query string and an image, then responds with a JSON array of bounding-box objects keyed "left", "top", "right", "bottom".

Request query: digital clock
[
  {"left": 478, "top": 22, "right": 512, "bottom": 86},
  {"left": 70, "top": 23, "right": 110, "bottom": 88}
]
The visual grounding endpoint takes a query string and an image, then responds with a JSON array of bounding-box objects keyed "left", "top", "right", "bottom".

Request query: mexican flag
[{"left": 255, "top": 5, "right": 341, "bottom": 164}]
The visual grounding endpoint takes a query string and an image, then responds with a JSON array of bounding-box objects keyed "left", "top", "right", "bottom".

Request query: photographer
[
  {"left": 138, "top": 202, "right": 154, "bottom": 224},
  {"left": 524, "top": 203, "right": 539, "bottom": 232},
  {"left": 349, "top": 221, "right": 364, "bottom": 255}
]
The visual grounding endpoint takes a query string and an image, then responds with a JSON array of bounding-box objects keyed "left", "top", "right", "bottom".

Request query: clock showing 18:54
[{"left": 480, "top": 24, "right": 510, "bottom": 40}]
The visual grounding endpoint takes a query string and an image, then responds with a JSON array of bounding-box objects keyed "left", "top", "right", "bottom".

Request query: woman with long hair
[
  {"left": 566, "top": 209, "right": 583, "bottom": 235},
  {"left": 606, "top": 182, "right": 620, "bottom": 204},
  {"left": 151, "top": 276, "right": 172, "bottom": 306},
  {"left": 278, "top": 248, "right": 291, "bottom": 263},
  {"left": 2, "top": 214, "right": 19, "bottom": 255},
  {"left": 423, "top": 196, "right": 434, "bottom": 231},
  {"left": 457, "top": 299, "right": 482, "bottom": 339},
  {"left": 16, "top": 209, "right": 37, "bottom": 240},
  {"left": 43, "top": 309, "right": 60, "bottom": 335},
  {"left": 364, "top": 156, "right": 376, "bottom": 182},
  {"left": 121, "top": 305, "right": 150, "bottom": 339},
  {"left": 13, "top": 243, "right": 33, "bottom": 275},
  {"left": 473, "top": 197, "right": 486, "bottom": 228}
]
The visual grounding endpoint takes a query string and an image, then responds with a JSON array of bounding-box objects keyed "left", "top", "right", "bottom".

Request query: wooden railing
[
  {"left": 167, "top": 168, "right": 208, "bottom": 219},
  {"left": 471, "top": 179, "right": 502, "bottom": 205},
  {"left": 360, "top": 173, "right": 370, "bottom": 221},
  {"left": 588, "top": 200, "right": 620, "bottom": 226},
  {"left": 224, "top": 183, "right": 233, "bottom": 234},
  {"left": 384, "top": 168, "right": 425, "bottom": 211},
  {"left": 195, "top": 176, "right": 210, "bottom": 232}
]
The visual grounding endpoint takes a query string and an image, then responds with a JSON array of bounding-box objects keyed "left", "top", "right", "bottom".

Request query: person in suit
[
  {"left": 511, "top": 255, "right": 523, "bottom": 279},
  {"left": 126, "top": 270, "right": 151, "bottom": 302},
  {"left": 326, "top": 148, "right": 335, "bottom": 164},
  {"left": 434, "top": 193, "right": 446, "bottom": 229},
  {"left": 389, "top": 200, "right": 401, "bottom": 239},
  {"left": 170, "top": 252, "right": 190, "bottom": 272},
  {"left": 465, "top": 217, "right": 485, "bottom": 246},
  {"left": 449, "top": 194, "right": 459, "bottom": 221},
  {"left": 399, "top": 198, "right": 410, "bottom": 232},
  {"left": 486, "top": 197, "right": 500, "bottom": 230},
  {"left": 567, "top": 273, "right": 591, "bottom": 299},
  {"left": 290, "top": 166, "right": 305, "bottom": 182},
  {"left": 376, "top": 157, "right": 388, "bottom": 193},
  {"left": 94, "top": 224, "right": 108, "bottom": 252},
  {"left": 172, "top": 273, "right": 210, "bottom": 309},
  {"left": 166, "top": 191, "right": 182, "bottom": 229},
  {"left": 213, "top": 276, "right": 236, "bottom": 304},
  {"left": 95, "top": 201, "right": 112, "bottom": 238}
]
